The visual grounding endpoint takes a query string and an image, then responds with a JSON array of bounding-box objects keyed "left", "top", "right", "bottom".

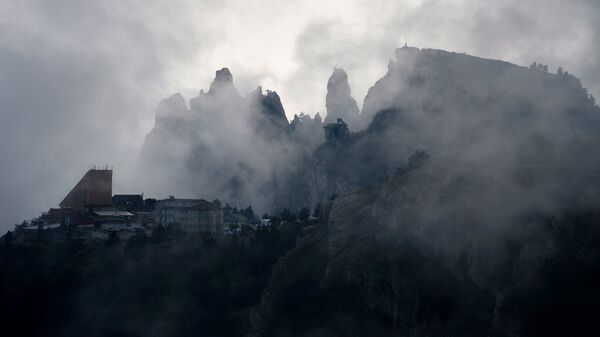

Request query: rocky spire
[
  {"left": 248, "top": 86, "right": 289, "bottom": 138},
  {"left": 314, "top": 112, "right": 323, "bottom": 124},
  {"left": 208, "top": 67, "right": 239, "bottom": 96},
  {"left": 324, "top": 67, "right": 360, "bottom": 129}
]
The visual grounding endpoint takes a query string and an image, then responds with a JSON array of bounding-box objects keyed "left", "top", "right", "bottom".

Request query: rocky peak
[
  {"left": 324, "top": 67, "right": 361, "bottom": 129},
  {"left": 314, "top": 112, "right": 323, "bottom": 124},
  {"left": 155, "top": 93, "right": 188, "bottom": 122},
  {"left": 327, "top": 67, "right": 352, "bottom": 97},
  {"left": 208, "top": 67, "right": 238, "bottom": 96},
  {"left": 250, "top": 86, "right": 289, "bottom": 127}
]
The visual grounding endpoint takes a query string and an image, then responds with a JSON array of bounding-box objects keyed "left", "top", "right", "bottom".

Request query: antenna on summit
[{"left": 404, "top": 33, "right": 408, "bottom": 48}]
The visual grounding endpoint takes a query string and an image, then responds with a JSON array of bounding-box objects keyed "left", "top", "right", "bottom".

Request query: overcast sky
[{"left": 1, "top": 0, "right": 599, "bottom": 233}]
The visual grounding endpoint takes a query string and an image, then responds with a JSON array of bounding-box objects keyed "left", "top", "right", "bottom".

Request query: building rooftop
[
  {"left": 192, "top": 200, "right": 220, "bottom": 211},
  {"left": 94, "top": 210, "right": 134, "bottom": 217}
]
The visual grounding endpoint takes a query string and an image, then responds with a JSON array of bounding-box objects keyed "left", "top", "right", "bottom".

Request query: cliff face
[
  {"left": 139, "top": 47, "right": 600, "bottom": 215},
  {"left": 251, "top": 160, "right": 600, "bottom": 337},
  {"left": 306, "top": 47, "right": 600, "bottom": 206},
  {"left": 249, "top": 48, "right": 600, "bottom": 334}
]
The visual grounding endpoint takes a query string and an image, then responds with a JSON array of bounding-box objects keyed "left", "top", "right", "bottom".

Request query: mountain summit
[
  {"left": 138, "top": 67, "right": 323, "bottom": 210},
  {"left": 138, "top": 47, "right": 600, "bottom": 216},
  {"left": 324, "top": 67, "right": 361, "bottom": 129},
  {"left": 208, "top": 67, "right": 238, "bottom": 96}
]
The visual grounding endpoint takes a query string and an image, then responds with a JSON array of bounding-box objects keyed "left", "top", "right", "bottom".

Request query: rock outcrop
[
  {"left": 250, "top": 159, "right": 600, "bottom": 336},
  {"left": 208, "top": 67, "right": 238, "bottom": 96},
  {"left": 140, "top": 47, "right": 600, "bottom": 220},
  {"left": 306, "top": 46, "right": 600, "bottom": 206},
  {"left": 138, "top": 68, "right": 324, "bottom": 211},
  {"left": 324, "top": 67, "right": 361, "bottom": 130}
]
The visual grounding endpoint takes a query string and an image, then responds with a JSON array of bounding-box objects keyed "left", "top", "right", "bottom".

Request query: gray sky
[{"left": 1, "top": 0, "right": 599, "bottom": 233}]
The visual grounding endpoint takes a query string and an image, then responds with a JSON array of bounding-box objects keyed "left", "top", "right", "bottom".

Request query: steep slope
[
  {"left": 247, "top": 47, "right": 600, "bottom": 336},
  {"left": 251, "top": 160, "right": 600, "bottom": 336}
]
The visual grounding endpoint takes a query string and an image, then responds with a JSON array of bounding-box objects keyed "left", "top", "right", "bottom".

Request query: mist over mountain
[
  {"left": 3, "top": 45, "right": 600, "bottom": 337},
  {"left": 243, "top": 48, "right": 600, "bottom": 337},
  {"left": 304, "top": 47, "right": 600, "bottom": 207},
  {"left": 250, "top": 162, "right": 600, "bottom": 336},
  {"left": 5, "top": 1, "right": 600, "bottom": 336},
  {"left": 137, "top": 67, "right": 323, "bottom": 212},
  {"left": 139, "top": 47, "right": 600, "bottom": 215}
]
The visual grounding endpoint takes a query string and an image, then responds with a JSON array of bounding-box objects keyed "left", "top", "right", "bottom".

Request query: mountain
[
  {"left": 137, "top": 68, "right": 323, "bottom": 210},
  {"left": 324, "top": 67, "right": 361, "bottom": 129},
  {"left": 302, "top": 46, "right": 600, "bottom": 207},
  {"left": 249, "top": 160, "right": 600, "bottom": 336},
  {"left": 5, "top": 46, "right": 600, "bottom": 337},
  {"left": 138, "top": 47, "right": 600, "bottom": 214},
  {"left": 245, "top": 47, "right": 600, "bottom": 336}
]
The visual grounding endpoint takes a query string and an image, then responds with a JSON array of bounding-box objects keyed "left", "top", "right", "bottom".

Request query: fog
[{"left": 2, "top": 0, "right": 600, "bottom": 233}]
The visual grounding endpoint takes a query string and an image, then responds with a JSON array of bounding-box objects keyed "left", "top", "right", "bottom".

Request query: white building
[{"left": 154, "top": 197, "right": 223, "bottom": 234}]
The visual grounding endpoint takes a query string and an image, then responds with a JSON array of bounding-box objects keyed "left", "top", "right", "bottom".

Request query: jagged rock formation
[
  {"left": 305, "top": 46, "right": 600, "bottom": 206},
  {"left": 324, "top": 67, "right": 361, "bottom": 130},
  {"left": 249, "top": 86, "right": 290, "bottom": 138},
  {"left": 138, "top": 68, "right": 323, "bottom": 211},
  {"left": 247, "top": 47, "right": 600, "bottom": 337},
  {"left": 139, "top": 47, "right": 600, "bottom": 218},
  {"left": 133, "top": 47, "right": 600, "bottom": 336},
  {"left": 208, "top": 67, "right": 237, "bottom": 96}
]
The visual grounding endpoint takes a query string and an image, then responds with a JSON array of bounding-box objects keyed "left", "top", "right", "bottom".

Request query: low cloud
[{"left": 1, "top": 0, "right": 600, "bottom": 232}]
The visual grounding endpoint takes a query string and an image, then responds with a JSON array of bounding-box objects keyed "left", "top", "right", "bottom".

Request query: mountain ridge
[{"left": 137, "top": 46, "right": 600, "bottom": 215}]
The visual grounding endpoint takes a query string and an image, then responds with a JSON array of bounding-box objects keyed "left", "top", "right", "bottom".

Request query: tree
[
  {"left": 314, "top": 112, "right": 323, "bottom": 124},
  {"left": 243, "top": 206, "right": 255, "bottom": 222},
  {"left": 224, "top": 203, "right": 233, "bottom": 216},
  {"left": 3, "top": 230, "right": 13, "bottom": 246},
  {"left": 201, "top": 234, "right": 216, "bottom": 248},
  {"left": 298, "top": 208, "right": 310, "bottom": 222},
  {"left": 144, "top": 198, "right": 157, "bottom": 211},
  {"left": 167, "top": 223, "right": 186, "bottom": 239},
  {"left": 313, "top": 203, "right": 323, "bottom": 218},
  {"left": 529, "top": 62, "right": 538, "bottom": 70},
  {"left": 529, "top": 62, "right": 548, "bottom": 72},
  {"left": 151, "top": 224, "right": 167, "bottom": 243},
  {"left": 270, "top": 216, "right": 282, "bottom": 227},
  {"left": 105, "top": 230, "right": 120, "bottom": 247},
  {"left": 35, "top": 225, "right": 48, "bottom": 243},
  {"left": 127, "top": 229, "right": 148, "bottom": 249},
  {"left": 228, "top": 223, "right": 240, "bottom": 235},
  {"left": 407, "top": 150, "right": 430, "bottom": 169},
  {"left": 280, "top": 208, "right": 297, "bottom": 223},
  {"left": 324, "top": 118, "right": 350, "bottom": 142}
]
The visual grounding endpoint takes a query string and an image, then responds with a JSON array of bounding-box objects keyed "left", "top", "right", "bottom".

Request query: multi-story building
[{"left": 155, "top": 197, "right": 223, "bottom": 235}]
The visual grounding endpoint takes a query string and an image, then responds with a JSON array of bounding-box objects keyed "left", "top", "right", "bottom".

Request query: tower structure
[{"left": 59, "top": 168, "right": 113, "bottom": 210}]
